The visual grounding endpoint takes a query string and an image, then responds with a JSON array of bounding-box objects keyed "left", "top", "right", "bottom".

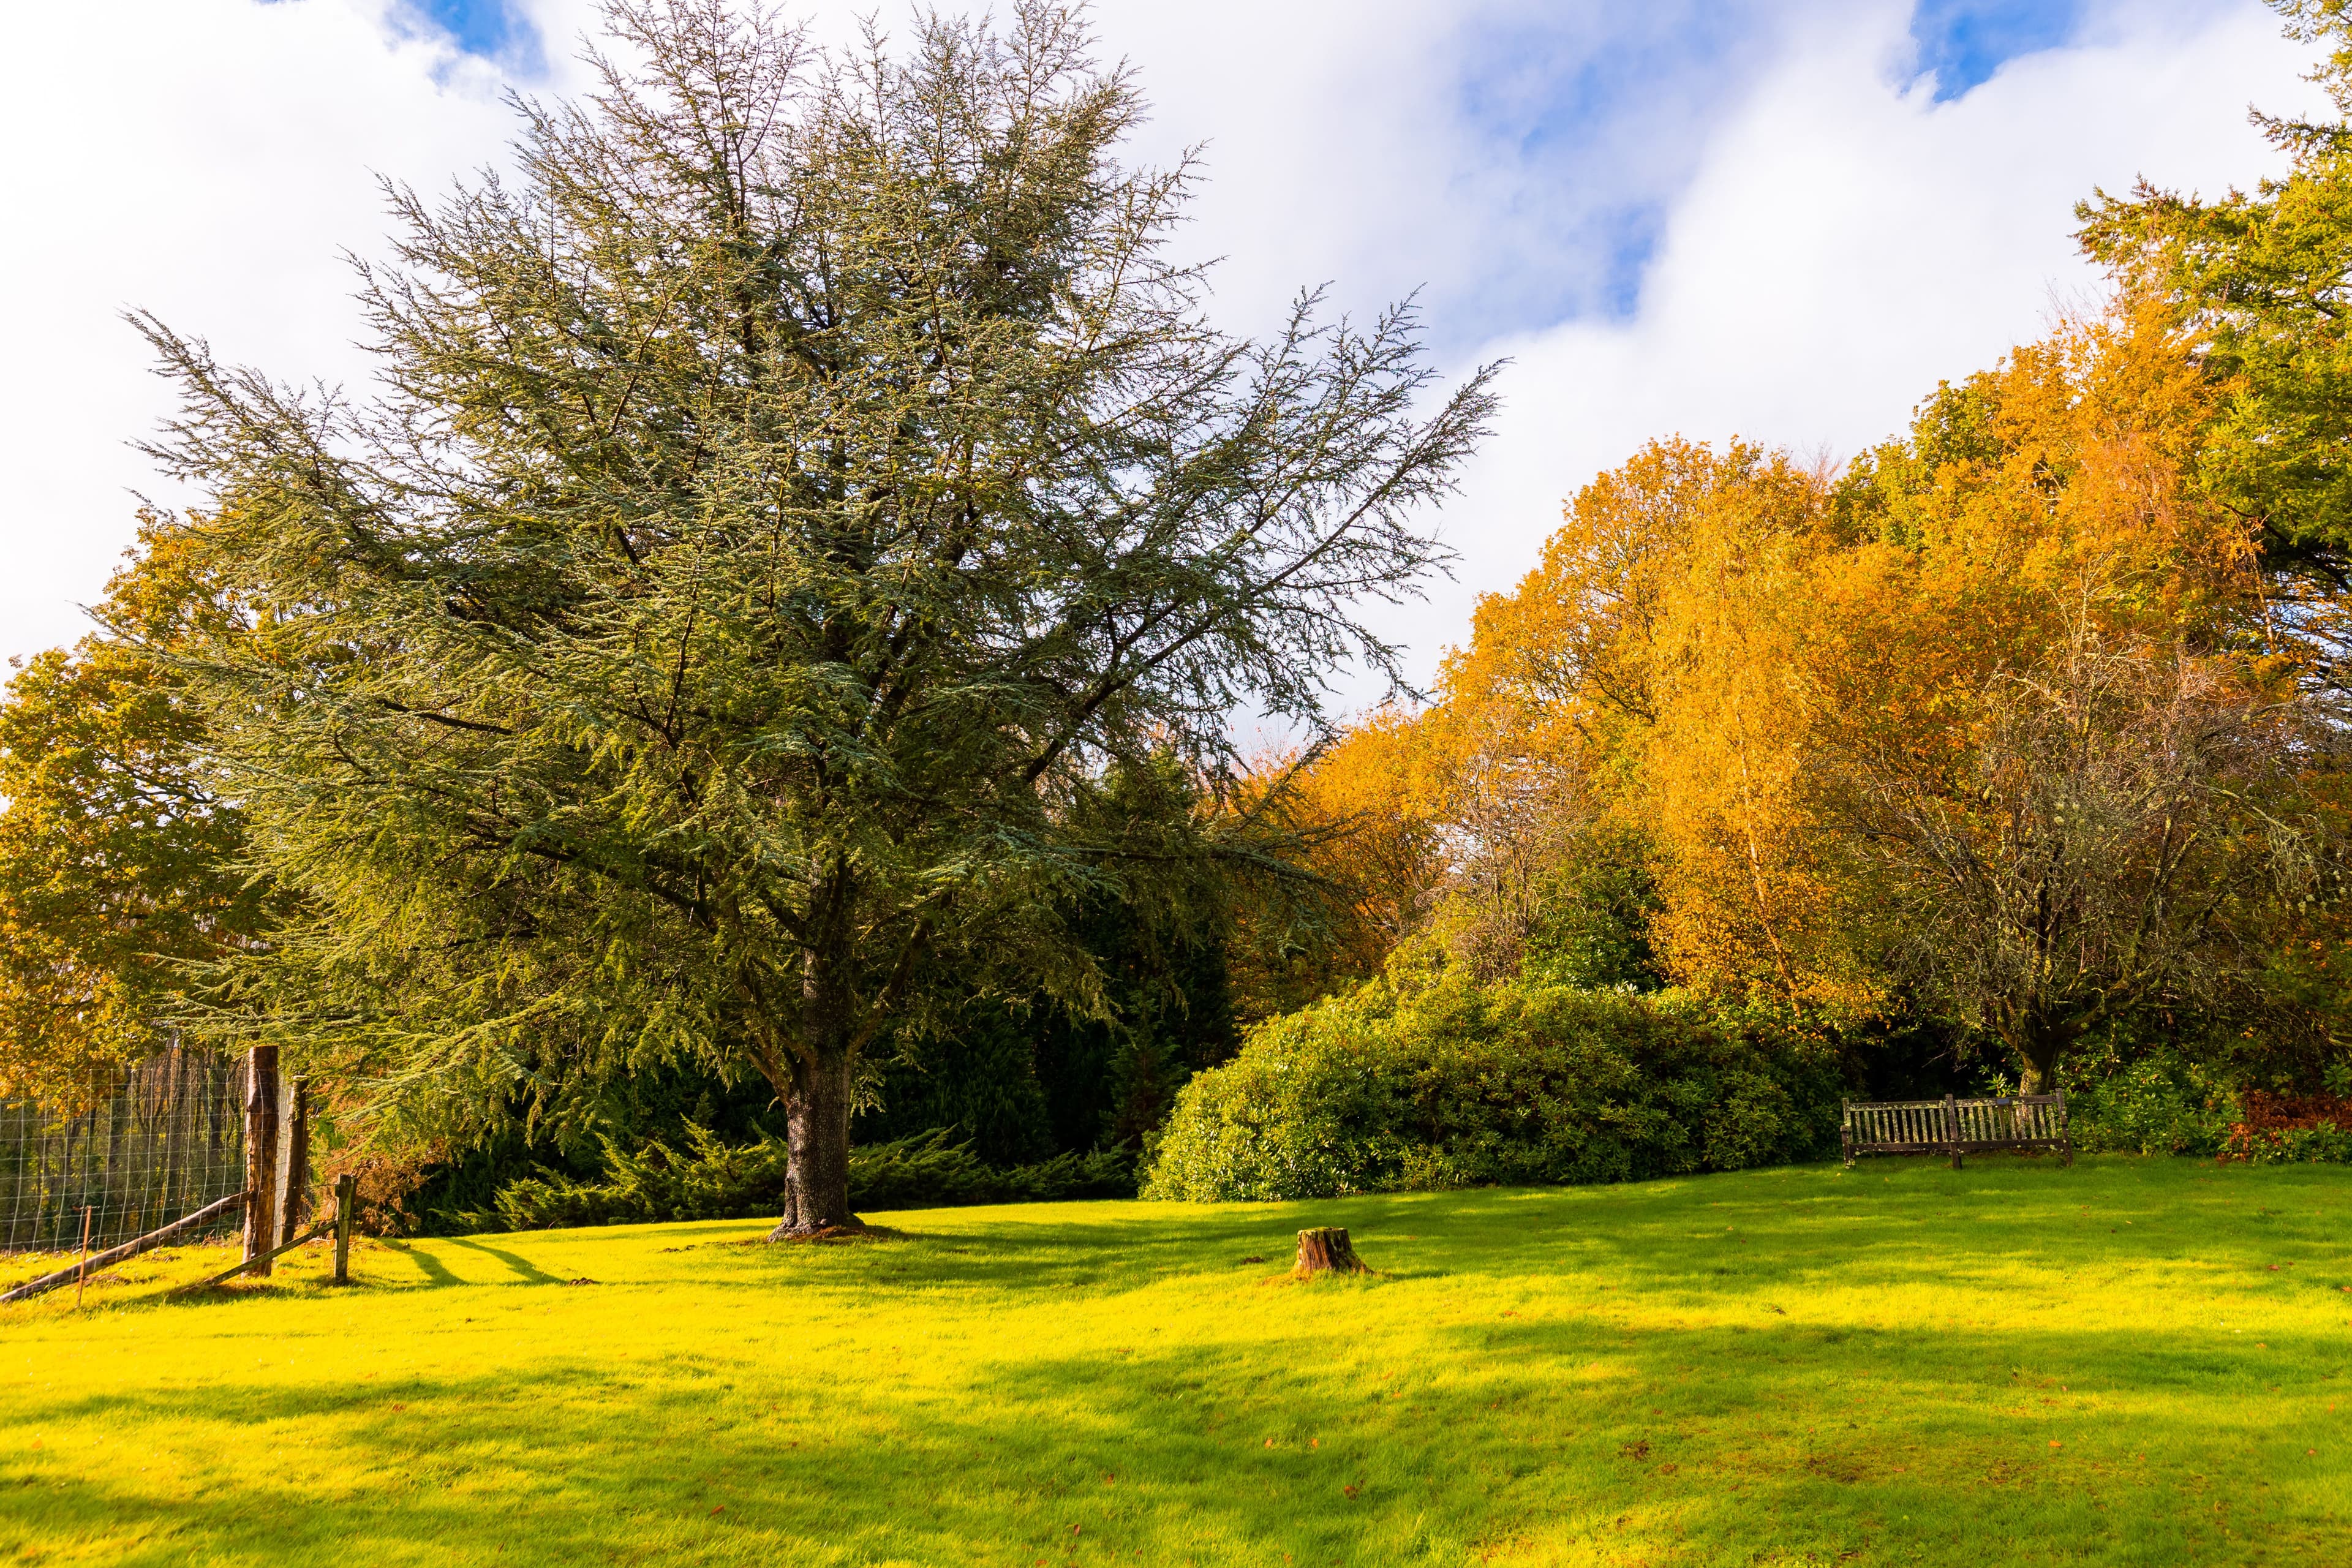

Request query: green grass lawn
[{"left": 2, "top": 1155, "right": 2348, "bottom": 1566}]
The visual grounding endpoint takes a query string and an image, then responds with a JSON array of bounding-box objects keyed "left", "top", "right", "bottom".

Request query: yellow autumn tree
[
  {"left": 1352, "top": 299, "right": 2342, "bottom": 1098},
  {"left": 0, "top": 516, "right": 281, "bottom": 1105},
  {"left": 1423, "top": 437, "right": 1852, "bottom": 1005},
  {"left": 1224, "top": 710, "right": 1450, "bottom": 1017},
  {"left": 1630, "top": 450, "right": 1858, "bottom": 1007},
  {"left": 1799, "top": 306, "right": 2314, "bottom": 1087},
  {"left": 1232, "top": 281, "right": 2352, "bottom": 1100}
]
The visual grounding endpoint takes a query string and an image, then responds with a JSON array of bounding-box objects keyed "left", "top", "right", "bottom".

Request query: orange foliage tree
[
  {"left": 1303, "top": 301, "right": 2351, "bottom": 1091},
  {"left": 1225, "top": 712, "right": 1448, "bottom": 1017}
]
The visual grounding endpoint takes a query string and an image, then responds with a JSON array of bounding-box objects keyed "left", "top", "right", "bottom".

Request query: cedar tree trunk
[
  {"left": 772, "top": 1047, "right": 855, "bottom": 1238},
  {"left": 768, "top": 929, "right": 861, "bottom": 1240}
]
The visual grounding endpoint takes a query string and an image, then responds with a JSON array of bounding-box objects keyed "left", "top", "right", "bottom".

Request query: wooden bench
[{"left": 1841, "top": 1093, "right": 2070, "bottom": 1169}]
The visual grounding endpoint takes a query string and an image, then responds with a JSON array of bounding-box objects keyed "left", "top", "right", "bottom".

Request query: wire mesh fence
[{"left": 0, "top": 1049, "right": 250, "bottom": 1254}]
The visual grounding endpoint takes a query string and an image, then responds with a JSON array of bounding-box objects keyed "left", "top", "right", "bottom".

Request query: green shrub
[
  {"left": 2062, "top": 1051, "right": 2237, "bottom": 1156},
  {"left": 1139, "top": 975, "right": 1842, "bottom": 1202},
  {"left": 442, "top": 1126, "right": 1133, "bottom": 1232},
  {"left": 848, "top": 1131, "right": 1134, "bottom": 1209}
]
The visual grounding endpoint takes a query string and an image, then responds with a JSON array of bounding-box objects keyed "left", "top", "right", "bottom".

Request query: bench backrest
[{"left": 1841, "top": 1093, "right": 2068, "bottom": 1164}]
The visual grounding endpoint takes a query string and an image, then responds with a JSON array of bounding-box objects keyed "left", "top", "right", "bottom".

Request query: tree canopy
[
  {"left": 22, "top": 0, "right": 2352, "bottom": 1205},
  {"left": 137, "top": 0, "right": 1494, "bottom": 1232},
  {"left": 1284, "top": 301, "right": 2349, "bottom": 1093},
  {"left": 0, "top": 518, "right": 276, "bottom": 1106}
]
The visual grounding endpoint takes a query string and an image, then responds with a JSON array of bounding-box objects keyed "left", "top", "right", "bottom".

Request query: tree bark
[
  {"left": 2018, "top": 1031, "right": 2062, "bottom": 1096},
  {"left": 1293, "top": 1226, "right": 1368, "bottom": 1278},
  {"left": 769, "top": 1047, "right": 855, "bottom": 1240}
]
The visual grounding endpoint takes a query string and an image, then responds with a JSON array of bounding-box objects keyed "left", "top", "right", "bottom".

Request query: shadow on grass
[
  {"left": 110, "top": 1156, "right": 2352, "bottom": 1309},
  {"left": 376, "top": 1238, "right": 464, "bottom": 1289},
  {"left": 39, "top": 1156, "right": 2352, "bottom": 1339},
  {"left": 5, "top": 1308, "right": 2345, "bottom": 1567},
  {"left": 439, "top": 1235, "right": 567, "bottom": 1286}
]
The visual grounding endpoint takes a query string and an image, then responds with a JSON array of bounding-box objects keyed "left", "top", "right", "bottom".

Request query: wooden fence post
[
  {"left": 241, "top": 1046, "right": 279, "bottom": 1278},
  {"left": 278, "top": 1079, "right": 310, "bottom": 1249},
  {"left": 333, "top": 1174, "right": 356, "bottom": 1286},
  {"left": 1943, "top": 1093, "right": 1962, "bottom": 1170}
]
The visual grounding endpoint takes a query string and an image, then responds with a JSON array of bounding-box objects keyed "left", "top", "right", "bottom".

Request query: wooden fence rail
[{"left": 0, "top": 1191, "right": 249, "bottom": 1305}]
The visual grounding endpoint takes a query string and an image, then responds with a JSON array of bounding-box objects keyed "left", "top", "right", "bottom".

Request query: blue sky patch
[
  {"left": 262, "top": 0, "right": 541, "bottom": 67},
  {"left": 1909, "top": 0, "right": 2083, "bottom": 100},
  {"left": 1598, "top": 212, "right": 1662, "bottom": 322},
  {"left": 406, "top": 0, "right": 541, "bottom": 69},
  {"left": 410, "top": 0, "right": 514, "bottom": 56},
  {"left": 1446, "top": 5, "right": 1765, "bottom": 334}
]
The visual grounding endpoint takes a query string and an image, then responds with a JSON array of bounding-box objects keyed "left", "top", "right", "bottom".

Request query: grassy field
[{"left": 2, "top": 1155, "right": 2348, "bottom": 1566}]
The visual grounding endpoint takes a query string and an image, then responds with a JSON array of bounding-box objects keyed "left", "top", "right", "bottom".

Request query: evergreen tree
[{"left": 141, "top": 1, "right": 1492, "bottom": 1234}]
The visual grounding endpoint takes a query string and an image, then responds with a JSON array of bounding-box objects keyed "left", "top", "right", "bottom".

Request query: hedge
[{"left": 1140, "top": 976, "right": 1843, "bottom": 1202}]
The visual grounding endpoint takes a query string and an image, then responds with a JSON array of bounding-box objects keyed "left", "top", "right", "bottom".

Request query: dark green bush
[
  {"left": 450, "top": 1126, "right": 1133, "bottom": 1232},
  {"left": 1140, "top": 974, "right": 1842, "bottom": 1201},
  {"left": 2060, "top": 1050, "right": 2238, "bottom": 1156}
]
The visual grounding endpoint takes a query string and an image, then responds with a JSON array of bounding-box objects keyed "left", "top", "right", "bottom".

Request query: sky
[{"left": 0, "top": 0, "right": 2328, "bottom": 711}]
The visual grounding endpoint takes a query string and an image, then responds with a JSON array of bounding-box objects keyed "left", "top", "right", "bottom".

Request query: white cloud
[
  {"left": 0, "top": 0, "right": 515, "bottom": 663},
  {"left": 0, "top": 0, "right": 2326, "bottom": 717},
  {"left": 1401, "top": 0, "right": 2324, "bottom": 700}
]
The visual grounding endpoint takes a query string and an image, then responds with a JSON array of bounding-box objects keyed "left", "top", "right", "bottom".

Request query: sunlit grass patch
[{"left": 2, "top": 1156, "right": 2348, "bottom": 1565}]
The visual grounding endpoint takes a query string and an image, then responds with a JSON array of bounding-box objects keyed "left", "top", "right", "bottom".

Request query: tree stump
[{"left": 1293, "top": 1226, "right": 1369, "bottom": 1278}]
